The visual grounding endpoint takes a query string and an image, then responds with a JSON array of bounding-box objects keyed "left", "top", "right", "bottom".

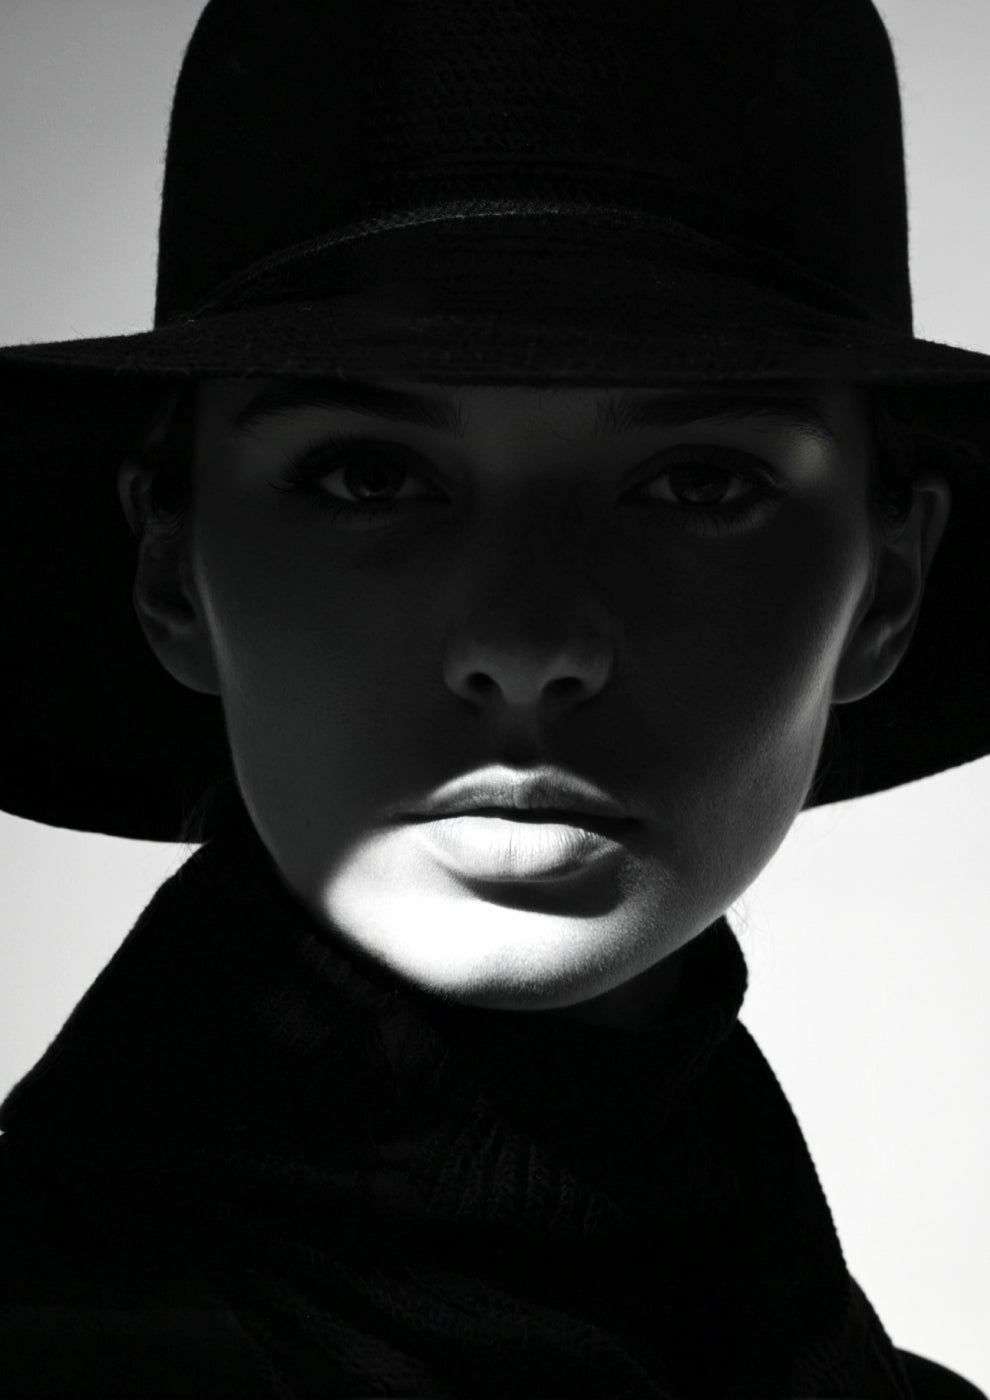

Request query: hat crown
[{"left": 156, "top": 0, "right": 912, "bottom": 331}]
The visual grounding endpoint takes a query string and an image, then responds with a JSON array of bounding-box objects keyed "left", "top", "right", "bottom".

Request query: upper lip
[{"left": 406, "top": 766, "right": 632, "bottom": 823}]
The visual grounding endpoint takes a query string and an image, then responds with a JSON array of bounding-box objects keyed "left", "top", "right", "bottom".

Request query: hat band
[{"left": 181, "top": 198, "right": 904, "bottom": 337}]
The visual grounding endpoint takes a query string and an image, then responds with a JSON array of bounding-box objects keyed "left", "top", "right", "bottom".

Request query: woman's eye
[
  {"left": 319, "top": 454, "right": 433, "bottom": 506},
  {"left": 641, "top": 459, "right": 764, "bottom": 507},
  {"left": 268, "top": 435, "right": 441, "bottom": 523},
  {"left": 268, "top": 432, "right": 782, "bottom": 532}
]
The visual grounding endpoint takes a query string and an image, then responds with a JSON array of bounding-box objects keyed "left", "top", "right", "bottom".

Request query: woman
[{"left": 0, "top": 1, "right": 987, "bottom": 1396}]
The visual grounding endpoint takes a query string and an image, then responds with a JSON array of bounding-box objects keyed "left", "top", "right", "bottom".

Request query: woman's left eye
[{"left": 268, "top": 432, "right": 783, "bottom": 532}]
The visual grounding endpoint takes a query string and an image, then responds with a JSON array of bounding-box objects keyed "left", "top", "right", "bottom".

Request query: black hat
[{"left": 2, "top": 0, "right": 989, "bottom": 842}]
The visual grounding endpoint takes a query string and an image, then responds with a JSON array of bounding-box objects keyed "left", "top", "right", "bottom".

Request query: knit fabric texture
[{"left": 0, "top": 799, "right": 917, "bottom": 1399}]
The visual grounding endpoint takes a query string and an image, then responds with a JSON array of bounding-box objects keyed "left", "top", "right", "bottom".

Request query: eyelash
[{"left": 267, "top": 428, "right": 784, "bottom": 533}]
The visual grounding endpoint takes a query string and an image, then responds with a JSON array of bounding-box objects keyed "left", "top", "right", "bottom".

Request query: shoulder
[
  {"left": 3, "top": 1141, "right": 985, "bottom": 1400},
  {"left": 0, "top": 1134, "right": 279, "bottom": 1398},
  {"left": 897, "top": 1348, "right": 989, "bottom": 1400}
]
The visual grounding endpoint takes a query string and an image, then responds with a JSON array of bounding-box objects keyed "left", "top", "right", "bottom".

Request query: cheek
[
  {"left": 619, "top": 512, "right": 871, "bottom": 812},
  {"left": 742, "top": 511, "right": 872, "bottom": 699},
  {"left": 626, "top": 510, "right": 867, "bottom": 690},
  {"left": 192, "top": 502, "right": 437, "bottom": 784}
]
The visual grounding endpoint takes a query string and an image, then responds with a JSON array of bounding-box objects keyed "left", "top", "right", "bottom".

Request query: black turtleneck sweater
[{"left": 0, "top": 797, "right": 960, "bottom": 1398}]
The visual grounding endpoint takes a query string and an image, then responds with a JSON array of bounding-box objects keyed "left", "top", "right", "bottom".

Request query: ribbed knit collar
[{"left": 0, "top": 800, "right": 916, "bottom": 1398}]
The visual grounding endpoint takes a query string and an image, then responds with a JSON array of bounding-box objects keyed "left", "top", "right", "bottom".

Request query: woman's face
[{"left": 128, "top": 376, "right": 942, "bottom": 1028}]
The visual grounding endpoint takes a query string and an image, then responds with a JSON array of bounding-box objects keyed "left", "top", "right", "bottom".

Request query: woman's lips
[{"left": 407, "top": 810, "right": 634, "bottom": 881}]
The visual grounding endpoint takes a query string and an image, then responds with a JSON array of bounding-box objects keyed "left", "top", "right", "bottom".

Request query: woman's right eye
[{"left": 268, "top": 433, "right": 444, "bottom": 526}]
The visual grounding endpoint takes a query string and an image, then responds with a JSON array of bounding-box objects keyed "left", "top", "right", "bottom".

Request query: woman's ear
[
  {"left": 832, "top": 470, "right": 952, "bottom": 706},
  {"left": 116, "top": 446, "right": 222, "bottom": 700}
]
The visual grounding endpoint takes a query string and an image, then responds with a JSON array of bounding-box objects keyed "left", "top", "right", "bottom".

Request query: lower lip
[{"left": 411, "top": 814, "right": 629, "bottom": 881}]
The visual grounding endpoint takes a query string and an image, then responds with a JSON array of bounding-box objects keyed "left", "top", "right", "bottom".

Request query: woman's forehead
[{"left": 201, "top": 375, "right": 859, "bottom": 447}]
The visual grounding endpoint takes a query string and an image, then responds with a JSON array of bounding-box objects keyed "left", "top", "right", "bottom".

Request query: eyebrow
[{"left": 231, "top": 378, "right": 839, "bottom": 446}]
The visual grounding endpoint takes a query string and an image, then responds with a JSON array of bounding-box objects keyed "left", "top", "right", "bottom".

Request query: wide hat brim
[{"left": 2, "top": 208, "right": 990, "bottom": 842}]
